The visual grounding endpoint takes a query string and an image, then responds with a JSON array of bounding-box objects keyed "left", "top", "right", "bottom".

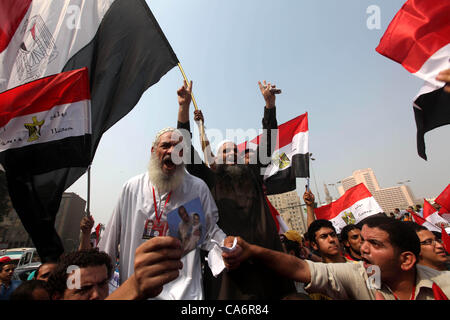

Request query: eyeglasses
[{"left": 420, "top": 238, "right": 443, "bottom": 246}]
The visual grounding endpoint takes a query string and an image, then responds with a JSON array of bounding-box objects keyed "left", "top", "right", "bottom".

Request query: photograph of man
[
  {"left": 177, "top": 206, "right": 195, "bottom": 254},
  {"left": 183, "top": 213, "right": 202, "bottom": 252},
  {"left": 166, "top": 199, "right": 207, "bottom": 257},
  {"left": 142, "top": 219, "right": 154, "bottom": 239}
]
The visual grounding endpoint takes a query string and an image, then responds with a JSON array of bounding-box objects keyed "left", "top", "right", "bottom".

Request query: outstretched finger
[{"left": 258, "top": 81, "right": 264, "bottom": 91}]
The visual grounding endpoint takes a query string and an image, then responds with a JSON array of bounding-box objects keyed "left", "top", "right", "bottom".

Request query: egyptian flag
[
  {"left": 435, "top": 184, "right": 450, "bottom": 220},
  {"left": 265, "top": 196, "right": 289, "bottom": 234},
  {"left": 439, "top": 207, "right": 450, "bottom": 222},
  {"left": 314, "top": 183, "right": 383, "bottom": 234},
  {"left": 0, "top": 68, "right": 91, "bottom": 174},
  {"left": 0, "top": 0, "right": 178, "bottom": 261},
  {"left": 413, "top": 199, "right": 450, "bottom": 233},
  {"left": 238, "top": 112, "right": 309, "bottom": 195},
  {"left": 441, "top": 224, "right": 450, "bottom": 254},
  {"left": 376, "top": 0, "right": 450, "bottom": 160},
  {"left": 92, "top": 223, "right": 103, "bottom": 248}
]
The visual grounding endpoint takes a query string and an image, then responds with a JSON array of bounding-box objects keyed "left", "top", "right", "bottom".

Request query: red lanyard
[
  {"left": 152, "top": 187, "right": 172, "bottom": 223},
  {"left": 393, "top": 286, "right": 416, "bottom": 300}
]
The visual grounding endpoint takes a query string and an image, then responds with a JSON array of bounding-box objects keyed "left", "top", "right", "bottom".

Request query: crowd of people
[{"left": 1, "top": 70, "right": 450, "bottom": 301}]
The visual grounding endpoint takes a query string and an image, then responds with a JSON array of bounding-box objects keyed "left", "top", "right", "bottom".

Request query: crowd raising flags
[
  {"left": 376, "top": 0, "right": 450, "bottom": 160},
  {"left": 412, "top": 200, "right": 450, "bottom": 233},
  {"left": 0, "top": 0, "right": 179, "bottom": 261}
]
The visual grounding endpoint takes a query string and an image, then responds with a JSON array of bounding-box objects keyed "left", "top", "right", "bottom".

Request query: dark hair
[
  {"left": 47, "top": 249, "right": 113, "bottom": 297},
  {"left": 34, "top": 260, "right": 58, "bottom": 279},
  {"left": 360, "top": 216, "right": 420, "bottom": 258},
  {"left": 10, "top": 280, "right": 50, "bottom": 300},
  {"left": 281, "top": 238, "right": 301, "bottom": 258},
  {"left": 0, "top": 260, "right": 17, "bottom": 272},
  {"left": 432, "top": 231, "right": 442, "bottom": 239},
  {"left": 403, "top": 221, "right": 427, "bottom": 233},
  {"left": 340, "top": 224, "right": 360, "bottom": 242},
  {"left": 307, "top": 220, "right": 336, "bottom": 243}
]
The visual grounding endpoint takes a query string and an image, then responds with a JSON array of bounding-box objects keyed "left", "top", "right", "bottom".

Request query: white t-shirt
[{"left": 99, "top": 171, "right": 227, "bottom": 300}]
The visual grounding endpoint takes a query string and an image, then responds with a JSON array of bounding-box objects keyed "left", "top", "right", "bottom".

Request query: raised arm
[
  {"left": 193, "top": 110, "right": 215, "bottom": 165},
  {"left": 222, "top": 236, "right": 312, "bottom": 284},
  {"left": 436, "top": 68, "right": 450, "bottom": 93},
  {"left": 176, "top": 81, "right": 215, "bottom": 188},
  {"left": 253, "top": 81, "right": 279, "bottom": 167},
  {"left": 78, "top": 215, "right": 94, "bottom": 250},
  {"left": 303, "top": 186, "right": 316, "bottom": 229}
]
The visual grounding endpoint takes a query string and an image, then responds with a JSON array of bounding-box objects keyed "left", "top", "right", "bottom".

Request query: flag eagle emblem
[
  {"left": 24, "top": 116, "right": 44, "bottom": 142},
  {"left": 342, "top": 211, "right": 356, "bottom": 225},
  {"left": 17, "top": 15, "right": 58, "bottom": 82},
  {"left": 273, "top": 152, "right": 291, "bottom": 169}
]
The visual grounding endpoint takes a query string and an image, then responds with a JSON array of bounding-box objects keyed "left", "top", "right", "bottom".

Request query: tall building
[
  {"left": 324, "top": 183, "right": 333, "bottom": 204},
  {"left": 338, "top": 168, "right": 416, "bottom": 214},
  {"left": 267, "top": 191, "right": 308, "bottom": 235},
  {"left": 0, "top": 192, "right": 86, "bottom": 252}
]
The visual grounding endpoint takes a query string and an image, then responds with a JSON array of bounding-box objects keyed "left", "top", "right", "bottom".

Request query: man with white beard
[
  {"left": 177, "top": 80, "right": 296, "bottom": 299},
  {"left": 99, "top": 127, "right": 227, "bottom": 300}
]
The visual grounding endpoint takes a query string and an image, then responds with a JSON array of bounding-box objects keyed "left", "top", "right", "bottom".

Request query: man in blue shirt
[{"left": 0, "top": 256, "right": 21, "bottom": 300}]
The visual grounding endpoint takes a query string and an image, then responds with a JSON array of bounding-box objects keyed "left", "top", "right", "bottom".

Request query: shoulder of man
[
  {"left": 118, "top": 172, "right": 147, "bottom": 193},
  {"left": 12, "top": 280, "right": 22, "bottom": 287},
  {"left": 417, "top": 264, "right": 450, "bottom": 293}
]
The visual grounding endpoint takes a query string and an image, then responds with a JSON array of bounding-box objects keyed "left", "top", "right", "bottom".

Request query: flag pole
[
  {"left": 86, "top": 166, "right": 91, "bottom": 217},
  {"left": 177, "top": 63, "right": 210, "bottom": 166}
]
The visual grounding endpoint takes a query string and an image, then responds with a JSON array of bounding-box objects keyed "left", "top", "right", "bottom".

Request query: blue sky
[{"left": 67, "top": 0, "right": 450, "bottom": 225}]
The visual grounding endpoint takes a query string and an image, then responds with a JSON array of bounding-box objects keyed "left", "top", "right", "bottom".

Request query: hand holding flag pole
[
  {"left": 177, "top": 63, "right": 210, "bottom": 166},
  {"left": 86, "top": 165, "right": 91, "bottom": 217}
]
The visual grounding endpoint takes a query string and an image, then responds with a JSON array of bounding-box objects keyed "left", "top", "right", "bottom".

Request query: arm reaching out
[{"left": 222, "top": 236, "right": 312, "bottom": 284}]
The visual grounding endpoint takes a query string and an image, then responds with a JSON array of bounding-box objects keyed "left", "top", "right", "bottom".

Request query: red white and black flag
[
  {"left": 435, "top": 184, "right": 450, "bottom": 221},
  {"left": 314, "top": 183, "right": 383, "bottom": 234},
  {"left": 0, "top": 68, "right": 91, "bottom": 174},
  {"left": 0, "top": 0, "right": 178, "bottom": 261},
  {"left": 238, "top": 112, "right": 309, "bottom": 195},
  {"left": 411, "top": 200, "right": 450, "bottom": 233},
  {"left": 376, "top": 0, "right": 450, "bottom": 160}
]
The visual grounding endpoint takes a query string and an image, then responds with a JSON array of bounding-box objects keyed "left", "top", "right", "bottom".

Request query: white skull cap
[
  {"left": 152, "top": 127, "right": 182, "bottom": 148},
  {"left": 215, "top": 139, "right": 236, "bottom": 155}
]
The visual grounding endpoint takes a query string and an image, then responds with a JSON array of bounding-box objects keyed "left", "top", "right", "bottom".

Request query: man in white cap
[
  {"left": 177, "top": 80, "right": 295, "bottom": 299},
  {"left": 99, "top": 126, "right": 227, "bottom": 300}
]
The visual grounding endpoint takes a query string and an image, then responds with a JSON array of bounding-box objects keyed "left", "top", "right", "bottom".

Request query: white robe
[{"left": 99, "top": 171, "right": 227, "bottom": 300}]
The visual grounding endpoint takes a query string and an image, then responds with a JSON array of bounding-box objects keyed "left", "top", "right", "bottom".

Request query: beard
[
  {"left": 148, "top": 153, "right": 186, "bottom": 194},
  {"left": 215, "top": 163, "right": 247, "bottom": 184}
]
